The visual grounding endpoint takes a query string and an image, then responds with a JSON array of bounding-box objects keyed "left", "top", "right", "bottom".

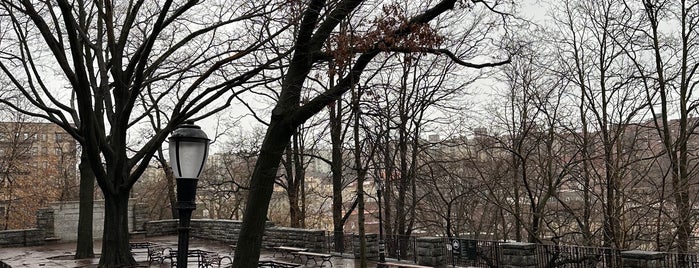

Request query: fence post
[
  {"left": 621, "top": 250, "right": 665, "bottom": 268},
  {"left": 501, "top": 242, "right": 538, "bottom": 268}
]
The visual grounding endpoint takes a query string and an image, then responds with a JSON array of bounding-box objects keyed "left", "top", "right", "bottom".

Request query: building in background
[{"left": 0, "top": 121, "right": 78, "bottom": 230}]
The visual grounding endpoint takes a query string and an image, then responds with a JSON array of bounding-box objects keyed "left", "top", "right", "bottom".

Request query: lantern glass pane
[{"left": 169, "top": 140, "right": 208, "bottom": 179}]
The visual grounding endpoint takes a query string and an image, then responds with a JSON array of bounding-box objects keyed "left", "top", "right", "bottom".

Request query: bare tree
[
  {"left": 231, "top": 0, "right": 510, "bottom": 265},
  {"left": 622, "top": 0, "right": 699, "bottom": 255},
  {"left": 0, "top": 0, "right": 284, "bottom": 266}
]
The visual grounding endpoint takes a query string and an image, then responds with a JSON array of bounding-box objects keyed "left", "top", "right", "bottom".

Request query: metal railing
[
  {"left": 325, "top": 233, "right": 699, "bottom": 268},
  {"left": 536, "top": 244, "right": 618, "bottom": 268},
  {"left": 446, "top": 238, "right": 501, "bottom": 267}
]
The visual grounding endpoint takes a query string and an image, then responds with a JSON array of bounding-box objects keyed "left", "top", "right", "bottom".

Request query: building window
[
  {"left": 55, "top": 133, "right": 63, "bottom": 142},
  {"left": 41, "top": 133, "right": 47, "bottom": 141},
  {"left": 55, "top": 148, "right": 62, "bottom": 155},
  {"left": 42, "top": 147, "right": 48, "bottom": 155},
  {"left": 31, "top": 147, "right": 38, "bottom": 156},
  {"left": 42, "top": 161, "right": 48, "bottom": 169}
]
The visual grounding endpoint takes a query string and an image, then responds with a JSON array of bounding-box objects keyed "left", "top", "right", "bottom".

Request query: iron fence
[
  {"left": 445, "top": 238, "right": 501, "bottom": 267},
  {"left": 325, "top": 233, "right": 699, "bottom": 268},
  {"left": 384, "top": 234, "right": 419, "bottom": 263},
  {"left": 536, "top": 244, "right": 618, "bottom": 268}
]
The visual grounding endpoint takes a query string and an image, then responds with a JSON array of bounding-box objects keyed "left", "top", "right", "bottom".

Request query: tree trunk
[
  {"left": 382, "top": 130, "right": 395, "bottom": 258},
  {"left": 232, "top": 122, "right": 291, "bottom": 268},
  {"left": 293, "top": 133, "right": 306, "bottom": 227},
  {"left": 330, "top": 99, "right": 345, "bottom": 252},
  {"left": 165, "top": 164, "right": 179, "bottom": 219},
  {"left": 285, "top": 141, "right": 302, "bottom": 228},
  {"left": 75, "top": 154, "right": 95, "bottom": 259},
  {"left": 353, "top": 86, "right": 367, "bottom": 268},
  {"left": 98, "top": 191, "right": 135, "bottom": 267}
]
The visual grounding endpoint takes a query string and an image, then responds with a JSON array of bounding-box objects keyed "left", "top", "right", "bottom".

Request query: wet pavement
[{"left": 0, "top": 235, "right": 375, "bottom": 267}]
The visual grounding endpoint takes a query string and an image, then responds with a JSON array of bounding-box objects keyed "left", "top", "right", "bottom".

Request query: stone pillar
[
  {"left": 416, "top": 237, "right": 447, "bottom": 267},
  {"left": 132, "top": 203, "right": 148, "bottom": 231},
  {"left": 353, "top": 233, "right": 379, "bottom": 259},
  {"left": 500, "top": 242, "right": 538, "bottom": 268},
  {"left": 36, "top": 208, "right": 54, "bottom": 238},
  {"left": 621, "top": 250, "right": 665, "bottom": 268}
]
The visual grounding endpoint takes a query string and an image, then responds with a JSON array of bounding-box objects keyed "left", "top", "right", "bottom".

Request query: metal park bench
[{"left": 294, "top": 251, "right": 333, "bottom": 267}]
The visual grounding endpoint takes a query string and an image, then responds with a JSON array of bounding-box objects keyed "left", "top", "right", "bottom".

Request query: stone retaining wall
[
  {"left": 145, "top": 219, "right": 326, "bottom": 251},
  {"left": 0, "top": 229, "right": 45, "bottom": 247},
  {"left": 416, "top": 237, "right": 446, "bottom": 266},
  {"left": 352, "top": 233, "right": 378, "bottom": 259},
  {"left": 34, "top": 200, "right": 147, "bottom": 242},
  {"left": 500, "top": 242, "right": 537, "bottom": 268}
]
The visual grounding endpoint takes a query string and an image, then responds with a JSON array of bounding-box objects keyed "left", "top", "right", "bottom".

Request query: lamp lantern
[
  {"left": 169, "top": 120, "right": 210, "bottom": 180},
  {"left": 168, "top": 120, "right": 209, "bottom": 268}
]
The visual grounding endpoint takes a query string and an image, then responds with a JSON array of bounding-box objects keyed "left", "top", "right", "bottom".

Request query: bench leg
[{"left": 322, "top": 258, "right": 332, "bottom": 267}]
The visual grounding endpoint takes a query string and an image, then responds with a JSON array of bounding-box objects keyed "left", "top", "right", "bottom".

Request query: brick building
[{"left": 0, "top": 121, "right": 78, "bottom": 230}]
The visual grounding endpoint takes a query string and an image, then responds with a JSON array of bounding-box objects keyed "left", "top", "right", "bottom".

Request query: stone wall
[
  {"left": 352, "top": 234, "right": 378, "bottom": 259},
  {"left": 0, "top": 229, "right": 45, "bottom": 247},
  {"left": 416, "top": 237, "right": 446, "bottom": 267},
  {"left": 145, "top": 219, "right": 326, "bottom": 251},
  {"left": 51, "top": 200, "right": 126, "bottom": 241},
  {"left": 265, "top": 226, "right": 326, "bottom": 252},
  {"left": 132, "top": 203, "right": 149, "bottom": 231},
  {"left": 35, "top": 199, "right": 146, "bottom": 242},
  {"left": 36, "top": 208, "right": 54, "bottom": 238},
  {"left": 500, "top": 242, "right": 537, "bottom": 268},
  {"left": 621, "top": 250, "right": 665, "bottom": 268}
]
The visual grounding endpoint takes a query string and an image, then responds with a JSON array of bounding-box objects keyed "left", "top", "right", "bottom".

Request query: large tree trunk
[
  {"left": 75, "top": 154, "right": 95, "bottom": 259},
  {"left": 98, "top": 191, "right": 135, "bottom": 267},
  {"left": 232, "top": 122, "right": 291, "bottom": 267}
]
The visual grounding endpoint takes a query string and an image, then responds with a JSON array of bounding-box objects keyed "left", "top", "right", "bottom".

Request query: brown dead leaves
[{"left": 328, "top": 2, "right": 444, "bottom": 74}]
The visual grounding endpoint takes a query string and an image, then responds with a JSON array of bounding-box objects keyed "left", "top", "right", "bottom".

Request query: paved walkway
[{"left": 0, "top": 236, "right": 374, "bottom": 267}]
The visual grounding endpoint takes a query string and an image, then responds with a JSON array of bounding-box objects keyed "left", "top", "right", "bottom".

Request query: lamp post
[
  {"left": 168, "top": 121, "right": 209, "bottom": 268},
  {"left": 377, "top": 179, "right": 386, "bottom": 267}
]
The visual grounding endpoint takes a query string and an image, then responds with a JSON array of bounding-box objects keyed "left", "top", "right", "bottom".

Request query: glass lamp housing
[{"left": 168, "top": 121, "right": 210, "bottom": 179}]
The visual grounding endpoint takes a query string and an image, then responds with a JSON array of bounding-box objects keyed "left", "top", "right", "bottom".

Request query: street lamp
[
  {"left": 169, "top": 120, "right": 209, "bottom": 268},
  {"left": 376, "top": 179, "right": 386, "bottom": 267}
]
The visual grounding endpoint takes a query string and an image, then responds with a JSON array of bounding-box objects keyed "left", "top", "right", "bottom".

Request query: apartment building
[{"left": 0, "top": 121, "right": 78, "bottom": 230}]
